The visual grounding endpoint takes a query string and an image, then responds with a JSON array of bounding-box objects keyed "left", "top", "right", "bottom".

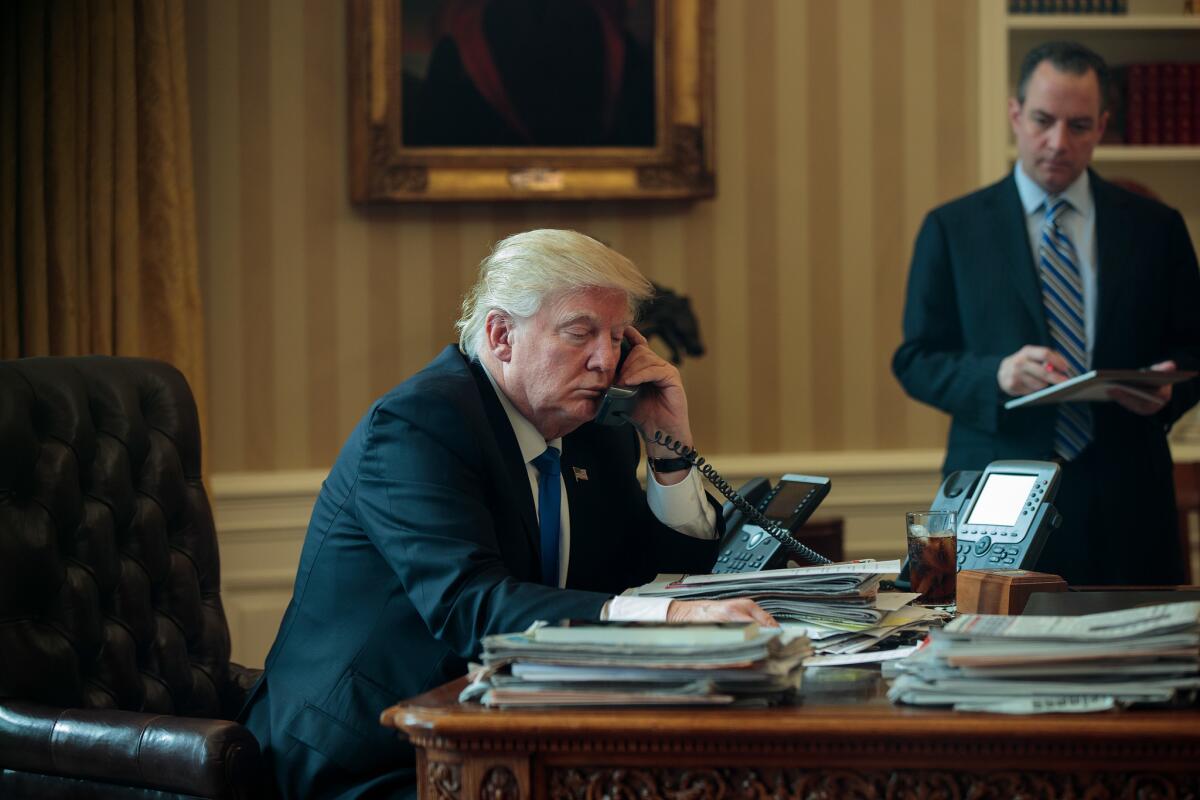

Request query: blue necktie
[
  {"left": 1038, "top": 196, "right": 1092, "bottom": 460},
  {"left": 532, "top": 447, "right": 561, "bottom": 587}
]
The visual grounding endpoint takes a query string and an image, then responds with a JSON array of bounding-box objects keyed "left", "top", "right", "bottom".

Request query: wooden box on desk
[{"left": 957, "top": 569, "right": 1067, "bottom": 615}]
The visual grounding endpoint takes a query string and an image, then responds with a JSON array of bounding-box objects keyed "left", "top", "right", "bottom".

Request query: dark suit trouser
[
  {"left": 243, "top": 680, "right": 417, "bottom": 800},
  {"left": 1034, "top": 446, "right": 1185, "bottom": 587}
]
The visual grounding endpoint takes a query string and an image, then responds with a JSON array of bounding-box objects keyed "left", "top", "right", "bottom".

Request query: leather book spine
[
  {"left": 1144, "top": 63, "right": 1161, "bottom": 145},
  {"left": 1125, "top": 64, "right": 1145, "bottom": 144},
  {"left": 1178, "top": 64, "right": 1194, "bottom": 146},
  {"left": 1161, "top": 63, "right": 1178, "bottom": 145},
  {"left": 1193, "top": 63, "right": 1200, "bottom": 144}
]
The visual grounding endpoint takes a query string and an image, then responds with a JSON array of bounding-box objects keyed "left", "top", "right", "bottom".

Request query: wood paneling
[{"left": 188, "top": 0, "right": 976, "bottom": 471}]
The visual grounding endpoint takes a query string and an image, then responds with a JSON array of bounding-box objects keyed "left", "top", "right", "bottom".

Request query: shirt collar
[
  {"left": 1013, "top": 162, "right": 1093, "bottom": 222},
  {"left": 479, "top": 360, "right": 563, "bottom": 463}
]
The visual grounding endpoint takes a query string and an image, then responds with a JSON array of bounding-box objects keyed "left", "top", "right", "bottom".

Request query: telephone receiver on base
[
  {"left": 590, "top": 339, "right": 834, "bottom": 571},
  {"left": 896, "top": 459, "right": 1063, "bottom": 589}
]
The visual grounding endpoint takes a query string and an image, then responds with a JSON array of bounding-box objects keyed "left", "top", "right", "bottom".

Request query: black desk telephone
[
  {"left": 592, "top": 355, "right": 833, "bottom": 570},
  {"left": 712, "top": 474, "right": 832, "bottom": 573},
  {"left": 897, "top": 459, "right": 1064, "bottom": 588}
]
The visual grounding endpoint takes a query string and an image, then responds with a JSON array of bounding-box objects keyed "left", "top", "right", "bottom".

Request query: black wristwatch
[{"left": 648, "top": 455, "right": 692, "bottom": 473}]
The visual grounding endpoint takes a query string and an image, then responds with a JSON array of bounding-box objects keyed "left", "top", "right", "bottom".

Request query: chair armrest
[
  {"left": 222, "top": 663, "right": 265, "bottom": 718},
  {"left": 0, "top": 700, "right": 265, "bottom": 799}
]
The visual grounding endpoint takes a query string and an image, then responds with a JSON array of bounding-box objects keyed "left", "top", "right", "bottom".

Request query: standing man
[
  {"left": 893, "top": 41, "right": 1200, "bottom": 586},
  {"left": 241, "top": 229, "right": 773, "bottom": 799}
]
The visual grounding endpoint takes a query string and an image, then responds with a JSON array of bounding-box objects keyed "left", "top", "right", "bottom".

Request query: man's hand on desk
[{"left": 667, "top": 598, "right": 779, "bottom": 627}]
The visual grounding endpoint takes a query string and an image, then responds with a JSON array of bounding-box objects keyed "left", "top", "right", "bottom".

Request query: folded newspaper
[
  {"left": 887, "top": 601, "right": 1200, "bottom": 714},
  {"left": 461, "top": 621, "right": 812, "bottom": 707},
  {"left": 624, "top": 561, "right": 901, "bottom": 629}
]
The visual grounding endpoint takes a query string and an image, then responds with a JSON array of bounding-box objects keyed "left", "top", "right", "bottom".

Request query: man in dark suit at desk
[
  {"left": 241, "top": 229, "right": 774, "bottom": 799},
  {"left": 893, "top": 41, "right": 1200, "bottom": 587}
]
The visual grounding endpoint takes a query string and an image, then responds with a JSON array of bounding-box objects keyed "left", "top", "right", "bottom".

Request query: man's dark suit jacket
[
  {"left": 893, "top": 170, "right": 1200, "bottom": 585},
  {"left": 240, "top": 346, "right": 719, "bottom": 799}
]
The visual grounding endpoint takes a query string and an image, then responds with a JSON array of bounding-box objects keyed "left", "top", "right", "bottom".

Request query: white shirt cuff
[
  {"left": 646, "top": 467, "right": 718, "bottom": 539},
  {"left": 604, "top": 595, "right": 674, "bottom": 621}
]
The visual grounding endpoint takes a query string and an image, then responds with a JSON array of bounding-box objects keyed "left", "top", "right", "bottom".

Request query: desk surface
[{"left": 383, "top": 670, "right": 1200, "bottom": 800}]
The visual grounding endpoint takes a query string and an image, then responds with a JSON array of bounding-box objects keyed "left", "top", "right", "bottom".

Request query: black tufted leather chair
[{"left": 0, "top": 356, "right": 270, "bottom": 799}]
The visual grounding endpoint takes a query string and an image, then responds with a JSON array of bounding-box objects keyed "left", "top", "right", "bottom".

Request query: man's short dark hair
[{"left": 1016, "top": 41, "right": 1110, "bottom": 111}]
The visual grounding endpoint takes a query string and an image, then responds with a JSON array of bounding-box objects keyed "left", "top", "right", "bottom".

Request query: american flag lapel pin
[{"left": 572, "top": 466, "right": 589, "bottom": 481}]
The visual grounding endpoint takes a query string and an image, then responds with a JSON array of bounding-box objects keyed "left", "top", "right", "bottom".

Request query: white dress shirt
[
  {"left": 481, "top": 363, "right": 717, "bottom": 620},
  {"left": 1013, "top": 163, "right": 1098, "bottom": 366}
]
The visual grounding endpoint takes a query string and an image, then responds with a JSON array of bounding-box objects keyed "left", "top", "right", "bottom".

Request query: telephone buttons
[{"left": 973, "top": 535, "right": 992, "bottom": 555}]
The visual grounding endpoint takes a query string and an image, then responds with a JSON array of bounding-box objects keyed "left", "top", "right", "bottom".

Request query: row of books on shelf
[
  {"left": 1009, "top": 0, "right": 1129, "bottom": 12},
  {"left": 1109, "top": 63, "right": 1200, "bottom": 145}
]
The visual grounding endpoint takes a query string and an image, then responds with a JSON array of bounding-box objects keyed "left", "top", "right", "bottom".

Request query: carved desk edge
[{"left": 380, "top": 682, "right": 1200, "bottom": 772}]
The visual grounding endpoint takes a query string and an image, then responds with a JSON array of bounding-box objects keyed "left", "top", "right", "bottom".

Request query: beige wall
[{"left": 186, "top": 0, "right": 980, "bottom": 473}]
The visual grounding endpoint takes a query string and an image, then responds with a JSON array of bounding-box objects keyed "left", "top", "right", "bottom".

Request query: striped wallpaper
[{"left": 185, "top": 0, "right": 981, "bottom": 473}]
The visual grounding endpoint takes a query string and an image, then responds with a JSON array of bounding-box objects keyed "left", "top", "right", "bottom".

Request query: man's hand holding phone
[{"left": 614, "top": 327, "right": 695, "bottom": 485}]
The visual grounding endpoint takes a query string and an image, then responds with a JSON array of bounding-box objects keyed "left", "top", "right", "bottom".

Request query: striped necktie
[
  {"left": 1038, "top": 196, "right": 1092, "bottom": 460},
  {"left": 532, "top": 446, "right": 561, "bottom": 587}
]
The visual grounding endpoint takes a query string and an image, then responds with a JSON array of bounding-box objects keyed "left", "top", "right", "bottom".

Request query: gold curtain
[{"left": 0, "top": 0, "right": 206, "bottom": 433}]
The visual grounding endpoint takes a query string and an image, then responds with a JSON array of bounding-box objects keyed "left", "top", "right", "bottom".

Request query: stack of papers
[
  {"left": 887, "top": 602, "right": 1200, "bottom": 714},
  {"left": 796, "top": 600, "right": 948, "bottom": 667},
  {"left": 624, "top": 561, "right": 902, "bottom": 630},
  {"left": 460, "top": 621, "right": 811, "bottom": 707}
]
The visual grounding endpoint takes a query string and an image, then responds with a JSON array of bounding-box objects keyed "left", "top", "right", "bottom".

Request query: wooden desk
[{"left": 381, "top": 669, "right": 1200, "bottom": 800}]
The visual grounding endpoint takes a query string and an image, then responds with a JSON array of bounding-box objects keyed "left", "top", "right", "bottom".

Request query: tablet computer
[{"left": 1003, "top": 369, "right": 1197, "bottom": 410}]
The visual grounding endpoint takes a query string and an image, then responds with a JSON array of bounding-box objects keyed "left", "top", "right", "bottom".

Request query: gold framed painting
[{"left": 348, "top": 0, "right": 714, "bottom": 202}]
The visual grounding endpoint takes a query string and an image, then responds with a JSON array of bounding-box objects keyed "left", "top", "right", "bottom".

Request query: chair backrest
[
  {"left": 1176, "top": 461, "right": 1200, "bottom": 585},
  {"left": 0, "top": 356, "right": 234, "bottom": 718}
]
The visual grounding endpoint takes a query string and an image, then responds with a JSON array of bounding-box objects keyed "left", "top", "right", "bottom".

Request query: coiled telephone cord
[{"left": 633, "top": 424, "right": 833, "bottom": 566}]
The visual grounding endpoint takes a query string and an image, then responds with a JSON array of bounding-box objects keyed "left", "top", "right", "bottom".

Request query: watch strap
[{"left": 648, "top": 455, "right": 692, "bottom": 473}]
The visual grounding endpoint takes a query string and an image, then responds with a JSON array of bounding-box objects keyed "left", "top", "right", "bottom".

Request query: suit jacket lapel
[
  {"left": 994, "top": 174, "right": 1046, "bottom": 337},
  {"left": 1090, "top": 171, "right": 1131, "bottom": 363},
  {"left": 559, "top": 439, "right": 591, "bottom": 584},
  {"left": 466, "top": 358, "right": 541, "bottom": 554}
]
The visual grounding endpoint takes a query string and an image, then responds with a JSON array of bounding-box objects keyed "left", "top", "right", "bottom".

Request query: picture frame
[{"left": 347, "top": 0, "right": 714, "bottom": 203}]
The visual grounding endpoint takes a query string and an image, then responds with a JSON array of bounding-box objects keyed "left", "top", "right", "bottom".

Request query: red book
[
  {"left": 1178, "top": 64, "right": 1194, "bottom": 145},
  {"left": 1144, "top": 63, "right": 1161, "bottom": 145},
  {"left": 1161, "top": 63, "right": 1178, "bottom": 145},
  {"left": 1193, "top": 64, "right": 1200, "bottom": 145},
  {"left": 1125, "top": 64, "right": 1146, "bottom": 144}
]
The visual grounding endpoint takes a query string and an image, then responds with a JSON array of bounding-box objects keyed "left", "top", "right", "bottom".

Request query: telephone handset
[
  {"left": 592, "top": 342, "right": 833, "bottom": 569},
  {"left": 896, "top": 459, "right": 1064, "bottom": 587},
  {"left": 591, "top": 340, "right": 641, "bottom": 426}
]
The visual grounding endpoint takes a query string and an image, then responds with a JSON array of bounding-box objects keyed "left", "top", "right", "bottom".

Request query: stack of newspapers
[
  {"left": 800, "top": 600, "right": 947, "bottom": 667},
  {"left": 624, "top": 561, "right": 902, "bottom": 630},
  {"left": 887, "top": 601, "right": 1200, "bottom": 713},
  {"left": 460, "top": 621, "right": 811, "bottom": 707}
]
